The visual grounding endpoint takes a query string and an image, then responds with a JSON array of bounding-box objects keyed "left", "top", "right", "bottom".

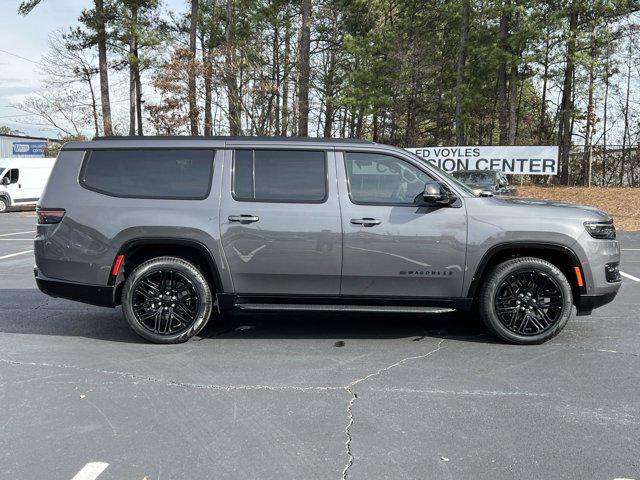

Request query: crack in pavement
[
  {"left": 0, "top": 358, "right": 342, "bottom": 392},
  {"left": 340, "top": 339, "right": 446, "bottom": 480},
  {"left": 2, "top": 339, "right": 448, "bottom": 480},
  {"left": 549, "top": 343, "right": 640, "bottom": 358}
]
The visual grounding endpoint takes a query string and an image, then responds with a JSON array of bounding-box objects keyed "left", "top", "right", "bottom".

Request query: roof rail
[{"left": 91, "top": 135, "right": 374, "bottom": 144}]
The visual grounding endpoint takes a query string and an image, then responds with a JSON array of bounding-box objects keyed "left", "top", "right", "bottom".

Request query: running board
[{"left": 234, "top": 303, "right": 455, "bottom": 314}]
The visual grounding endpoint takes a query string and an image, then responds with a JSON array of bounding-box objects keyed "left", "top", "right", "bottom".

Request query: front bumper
[
  {"left": 575, "top": 290, "right": 619, "bottom": 316},
  {"left": 34, "top": 268, "right": 117, "bottom": 308}
]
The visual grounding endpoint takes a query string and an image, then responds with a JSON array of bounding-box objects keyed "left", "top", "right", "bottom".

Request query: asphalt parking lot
[{"left": 1, "top": 211, "right": 639, "bottom": 480}]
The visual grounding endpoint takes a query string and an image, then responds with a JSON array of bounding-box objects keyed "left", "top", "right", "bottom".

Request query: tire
[
  {"left": 0, "top": 197, "right": 7, "bottom": 213},
  {"left": 479, "top": 257, "right": 573, "bottom": 345},
  {"left": 121, "top": 256, "right": 213, "bottom": 344}
]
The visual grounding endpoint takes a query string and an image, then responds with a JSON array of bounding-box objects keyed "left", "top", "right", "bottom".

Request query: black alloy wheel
[
  {"left": 493, "top": 269, "right": 564, "bottom": 336},
  {"left": 121, "top": 256, "right": 213, "bottom": 343},
  {"left": 479, "top": 256, "right": 573, "bottom": 344},
  {"left": 132, "top": 269, "right": 200, "bottom": 335}
]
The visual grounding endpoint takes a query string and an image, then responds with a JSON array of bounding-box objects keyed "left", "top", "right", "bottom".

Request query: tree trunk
[
  {"left": 297, "top": 0, "right": 311, "bottom": 136},
  {"left": 583, "top": 32, "right": 596, "bottom": 187},
  {"left": 134, "top": 42, "right": 143, "bottom": 135},
  {"left": 620, "top": 36, "right": 632, "bottom": 187},
  {"left": 128, "top": 2, "right": 138, "bottom": 136},
  {"left": 273, "top": 21, "right": 280, "bottom": 136},
  {"left": 201, "top": 26, "right": 213, "bottom": 136},
  {"left": 539, "top": 30, "right": 550, "bottom": 144},
  {"left": 188, "top": 0, "right": 199, "bottom": 135},
  {"left": 86, "top": 72, "right": 100, "bottom": 137},
  {"left": 497, "top": 2, "right": 509, "bottom": 145},
  {"left": 602, "top": 62, "right": 609, "bottom": 186},
  {"left": 508, "top": 61, "right": 518, "bottom": 144},
  {"left": 281, "top": 14, "right": 291, "bottom": 136},
  {"left": 323, "top": 47, "right": 336, "bottom": 138},
  {"left": 95, "top": 0, "right": 113, "bottom": 136},
  {"left": 225, "top": 0, "right": 242, "bottom": 135},
  {"left": 558, "top": 6, "right": 577, "bottom": 185},
  {"left": 455, "top": 0, "right": 470, "bottom": 145}
]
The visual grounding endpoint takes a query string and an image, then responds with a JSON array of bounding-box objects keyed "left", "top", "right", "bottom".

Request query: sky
[{"left": 0, "top": 0, "right": 185, "bottom": 138}]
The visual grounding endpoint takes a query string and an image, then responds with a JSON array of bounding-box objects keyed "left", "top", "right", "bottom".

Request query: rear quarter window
[{"left": 80, "top": 149, "right": 214, "bottom": 199}]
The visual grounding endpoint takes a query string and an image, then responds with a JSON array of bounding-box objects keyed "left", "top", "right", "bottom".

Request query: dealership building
[{"left": 0, "top": 133, "right": 57, "bottom": 158}]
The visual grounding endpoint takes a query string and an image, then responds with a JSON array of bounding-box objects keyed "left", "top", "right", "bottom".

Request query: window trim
[
  {"left": 231, "top": 149, "right": 329, "bottom": 204},
  {"left": 343, "top": 150, "right": 436, "bottom": 207},
  {"left": 78, "top": 148, "right": 216, "bottom": 200}
]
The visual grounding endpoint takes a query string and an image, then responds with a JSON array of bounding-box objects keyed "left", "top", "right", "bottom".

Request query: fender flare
[
  {"left": 467, "top": 241, "right": 586, "bottom": 299},
  {"left": 111, "top": 237, "right": 224, "bottom": 293}
]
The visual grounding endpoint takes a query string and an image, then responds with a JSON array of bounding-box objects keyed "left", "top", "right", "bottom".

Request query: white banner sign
[{"left": 407, "top": 146, "right": 558, "bottom": 175}]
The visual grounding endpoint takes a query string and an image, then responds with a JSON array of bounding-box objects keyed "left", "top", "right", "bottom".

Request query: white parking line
[
  {"left": 0, "top": 230, "right": 35, "bottom": 237},
  {"left": 70, "top": 462, "right": 109, "bottom": 480},
  {"left": 620, "top": 271, "right": 640, "bottom": 282},
  {"left": 0, "top": 250, "right": 33, "bottom": 260},
  {"left": 0, "top": 238, "right": 33, "bottom": 241}
]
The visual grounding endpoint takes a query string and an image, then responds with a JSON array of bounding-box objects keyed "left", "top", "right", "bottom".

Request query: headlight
[{"left": 584, "top": 221, "right": 616, "bottom": 239}]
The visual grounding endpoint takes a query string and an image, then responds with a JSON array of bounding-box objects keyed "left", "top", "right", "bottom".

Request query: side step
[{"left": 234, "top": 303, "right": 455, "bottom": 314}]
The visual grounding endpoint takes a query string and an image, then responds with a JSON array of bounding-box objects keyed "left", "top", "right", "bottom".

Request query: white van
[{"left": 0, "top": 157, "right": 56, "bottom": 212}]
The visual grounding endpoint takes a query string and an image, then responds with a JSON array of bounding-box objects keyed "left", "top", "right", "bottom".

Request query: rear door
[
  {"left": 219, "top": 148, "right": 342, "bottom": 295},
  {"left": 337, "top": 150, "right": 468, "bottom": 298}
]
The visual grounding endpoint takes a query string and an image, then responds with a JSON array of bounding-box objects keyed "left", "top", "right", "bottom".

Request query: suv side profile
[{"left": 35, "top": 137, "right": 621, "bottom": 344}]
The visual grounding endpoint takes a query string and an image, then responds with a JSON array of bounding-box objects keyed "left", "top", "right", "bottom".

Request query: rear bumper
[
  {"left": 575, "top": 290, "right": 619, "bottom": 316},
  {"left": 35, "top": 269, "right": 116, "bottom": 308}
]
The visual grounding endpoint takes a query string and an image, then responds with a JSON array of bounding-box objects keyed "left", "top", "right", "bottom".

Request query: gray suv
[{"left": 34, "top": 137, "right": 621, "bottom": 344}]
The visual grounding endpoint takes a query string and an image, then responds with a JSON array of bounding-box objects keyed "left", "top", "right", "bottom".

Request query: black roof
[{"left": 91, "top": 135, "right": 374, "bottom": 144}]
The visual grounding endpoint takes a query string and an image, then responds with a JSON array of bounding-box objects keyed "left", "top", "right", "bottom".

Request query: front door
[
  {"left": 337, "top": 151, "right": 468, "bottom": 298},
  {"left": 1, "top": 168, "right": 22, "bottom": 202},
  {"left": 220, "top": 148, "right": 342, "bottom": 295}
]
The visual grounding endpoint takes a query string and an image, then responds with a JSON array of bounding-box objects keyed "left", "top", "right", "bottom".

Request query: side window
[
  {"left": 5, "top": 169, "right": 19, "bottom": 184},
  {"left": 233, "top": 149, "right": 326, "bottom": 203},
  {"left": 80, "top": 149, "right": 214, "bottom": 199},
  {"left": 344, "top": 152, "right": 431, "bottom": 205}
]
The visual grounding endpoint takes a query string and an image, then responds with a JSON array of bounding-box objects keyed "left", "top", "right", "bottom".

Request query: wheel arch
[
  {"left": 111, "top": 238, "right": 224, "bottom": 301},
  {"left": 467, "top": 242, "right": 587, "bottom": 303},
  {"left": 0, "top": 192, "right": 11, "bottom": 208}
]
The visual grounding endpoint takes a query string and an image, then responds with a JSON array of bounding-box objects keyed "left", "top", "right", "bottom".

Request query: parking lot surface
[{"left": 1, "top": 212, "right": 639, "bottom": 480}]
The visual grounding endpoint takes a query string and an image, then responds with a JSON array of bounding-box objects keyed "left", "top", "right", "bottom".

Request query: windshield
[
  {"left": 452, "top": 171, "right": 495, "bottom": 186},
  {"left": 405, "top": 152, "right": 476, "bottom": 196}
]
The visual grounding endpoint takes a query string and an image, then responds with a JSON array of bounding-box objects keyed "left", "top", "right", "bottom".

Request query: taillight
[{"left": 37, "top": 208, "right": 66, "bottom": 224}]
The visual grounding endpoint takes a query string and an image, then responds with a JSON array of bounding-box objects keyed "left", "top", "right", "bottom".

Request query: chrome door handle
[
  {"left": 228, "top": 214, "right": 259, "bottom": 223},
  {"left": 350, "top": 218, "right": 381, "bottom": 227}
]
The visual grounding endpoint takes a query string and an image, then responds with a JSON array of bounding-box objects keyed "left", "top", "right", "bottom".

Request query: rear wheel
[
  {"left": 121, "top": 256, "right": 213, "bottom": 343},
  {"left": 479, "top": 257, "right": 573, "bottom": 344}
]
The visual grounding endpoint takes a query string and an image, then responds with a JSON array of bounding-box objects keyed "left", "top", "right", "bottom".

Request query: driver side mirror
[
  {"left": 1, "top": 177, "right": 9, "bottom": 186},
  {"left": 419, "top": 181, "right": 457, "bottom": 207}
]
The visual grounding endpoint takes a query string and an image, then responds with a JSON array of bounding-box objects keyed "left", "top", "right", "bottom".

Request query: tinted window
[
  {"left": 81, "top": 149, "right": 214, "bottom": 199},
  {"left": 344, "top": 152, "right": 431, "bottom": 204},
  {"left": 233, "top": 150, "right": 326, "bottom": 202}
]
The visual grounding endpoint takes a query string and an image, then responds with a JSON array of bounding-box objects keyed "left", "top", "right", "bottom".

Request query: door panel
[
  {"left": 2, "top": 168, "right": 23, "bottom": 202},
  {"left": 220, "top": 149, "right": 342, "bottom": 295},
  {"left": 338, "top": 151, "right": 468, "bottom": 298}
]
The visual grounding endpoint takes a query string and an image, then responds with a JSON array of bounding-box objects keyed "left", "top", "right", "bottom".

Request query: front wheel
[
  {"left": 121, "top": 256, "right": 213, "bottom": 343},
  {"left": 479, "top": 257, "right": 573, "bottom": 344},
  {"left": 0, "top": 197, "right": 7, "bottom": 213}
]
